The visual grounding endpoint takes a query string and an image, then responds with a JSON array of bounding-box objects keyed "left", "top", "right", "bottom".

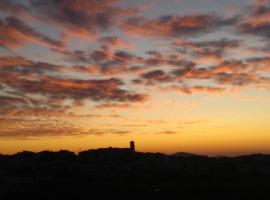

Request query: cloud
[
  {"left": 239, "top": 3, "right": 270, "bottom": 38},
  {"left": 247, "top": 56, "right": 270, "bottom": 71},
  {"left": 142, "top": 69, "right": 171, "bottom": 82},
  {"left": 214, "top": 72, "right": 268, "bottom": 86},
  {"left": 26, "top": 0, "right": 139, "bottom": 38},
  {"left": 164, "top": 85, "right": 226, "bottom": 94},
  {"left": 95, "top": 103, "right": 132, "bottom": 110},
  {"left": 3, "top": 76, "right": 147, "bottom": 102},
  {"left": 98, "top": 36, "right": 133, "bottom": 50},
  {"left": 143, "top": 50, "right": 166, "bottom": 66},
  {"left": 1, "top": 107, "right": 67, "bottom": 119},
  {"left": 0, "top": 17, "right": 64, "bottom": 49},
  {"left": 210, "top": 60, "right": 249, "bottom": 73},
  {"left": 155, "top": 130, "right": 178, "bottom": 135},
  {"left": 0, "top": 93, "right": 71, "bottom": 120},
  {"left": 0, "top": 118, "right": 85, "bottom": 138},
  {"left": 0, "top": 96, "right": 28, "bottom": 111},
  {"left": 55, "top": 44, "right": 144, "bottom": 75},
  {"left": 122, "top": 14, "right": 238, "bottom": 38},
  {"left": 171, "top": 65, "right": 210, "bottom": 80},
  {"left": 240, "top": 22, "right": 270, "bottom": 38},
  {"left": 134, "top": 57, "right": 268, "bottom": 90},
  {"left": 0, "top": 116, "right": 137, "bottom": 138},
  {"left": 0, "top": 56, "right": 63, "bottom": 76},
  {"left": 171, "top": 38, "right": 243, "bottom": 65},
  {"left": 0, "top": 0, "right": 30, "bottom": 17},
  {"left": 0, "top": 56, "right": 31, "bottom": 67},
  {"left": 0, "top": 56, "right": 148, "bottom": 125},
  {"left": 172, "top": 38, "right": 242, "bottom": 53},
  {"left": 0, "top": 56, "right": 147, "bottom": 104},
  {"left": 194, "top": 50, "right": 223, "bottom": 65}
]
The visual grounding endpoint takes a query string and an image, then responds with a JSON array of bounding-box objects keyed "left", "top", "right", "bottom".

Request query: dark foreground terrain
[{"left": 0, "top": 148, "right": 270, "bottom": 199}]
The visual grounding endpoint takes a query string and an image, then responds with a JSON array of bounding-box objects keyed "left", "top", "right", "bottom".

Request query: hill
[{"left": 0, "top": 149, "right": 270, "bottom": 199}]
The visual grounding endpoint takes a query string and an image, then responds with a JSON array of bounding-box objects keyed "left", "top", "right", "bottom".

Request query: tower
[{"left": 130, "top": 141, "right": 135, "bottom": 152}]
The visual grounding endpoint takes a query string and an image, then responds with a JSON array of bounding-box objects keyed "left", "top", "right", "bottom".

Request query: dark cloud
[
  {"left": 239, "top": 3, "right": 270, "bottom": 38},
  {"left": 0, "top": 16, "right": 64, "bottom": 49},
  {"left": 0, "top": 56, "right": 62, "bottom": 75},
  {"left": 214, "top": 72, "right": 268, "bottom": 86},
  {"left": 209, "top": 59, "right": 270, "bottom": 87},
  {"left": 171, "top": 38, "right": 243, "bottom": 65},
  {"left": 54, "top": 45, "right": 143, "bottom": 75},
  {"left": 190, "top": 38, "right": 241, "bottom": 49},
  {"left": 140, "top": 50, "right": 196, "bottom": 68},
  {"left": 0, "top": 56, "right": 147, "bottom": 123},
  {"left": 142, "top": 70, "right": 171, "bottom": 82},
  {"left": 27, "top": 0, "right": 138, "bottom": 37},
  {"left": 0, "top": 0, "right": 30, "bottom": 17},
  {"left": 0, "top": 119, "right": 85, "bottom": 138},
  {"left": 166, "top": 85, "right": 226, "bottom": 94},
  {"left": 0, "top": 118, "right": 136, "bottom": 138},
  {"left": 240, "top": 23, "right": 270, "bottom": 38},
  {"left": 0, "top": 92, "right": 71, "bottom": 120},
  {"left": 0, "top": 96, "right": 27, "bottom": 110},
  {"left": 3, "top": 76, "right": 147, "bottom": 103},
  {"left": 122, "top": 14, "right": 238, "bottom": 38},
  {"left": 0, "top": 56, "right": 31, "bottom": 67},
  {"left": 95, "top": 103, "right": 130, "bottom": 109},
  {"left": 98, "top": 36, "right": 132, "bottom": 49},
  {"left": 246, "top": 56, "right": 270, "bottom": 71},
  {"left": 171, "top": 65, "right": 207, "bottom": 80},
  {"left": 172, "top": 38, "right": 242, "bottom": 55},
  {"left": 210, "top": 60, "right": 249, "bottom": 73},
  {"left": 167, "top": 58, "right": 270, "bottom": 89}
]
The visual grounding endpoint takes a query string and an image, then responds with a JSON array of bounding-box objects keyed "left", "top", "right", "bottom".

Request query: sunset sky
[{"left": 0, "top": 0, "right": 270, "bottom": 156}]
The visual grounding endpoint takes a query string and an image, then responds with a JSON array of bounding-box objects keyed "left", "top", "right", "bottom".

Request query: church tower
[{"left": 130, "top": 141, "right": 135, "bottom": 152}]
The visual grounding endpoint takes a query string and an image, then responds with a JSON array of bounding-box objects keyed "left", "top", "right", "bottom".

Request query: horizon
[
  {"left": 1, "top": 141, "right": 270, "bottom": 157},
  {"left": 2, "top": 146, "right": 270, "bottom": 158},
  {"left": 1, "top": 0, "right": 270, "bottom": 156}
]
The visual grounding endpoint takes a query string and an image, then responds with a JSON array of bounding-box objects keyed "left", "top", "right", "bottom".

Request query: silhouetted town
[{"left": 0, "top": 141, "right": 270, "bottom": 199}]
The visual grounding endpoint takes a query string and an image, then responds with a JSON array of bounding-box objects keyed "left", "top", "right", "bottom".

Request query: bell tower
[{"left": 130, "top": 141, "right": 135, "bottom": 152}]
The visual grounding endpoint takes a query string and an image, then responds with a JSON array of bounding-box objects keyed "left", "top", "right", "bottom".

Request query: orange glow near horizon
[{"left": 1, "top": 90, "right": 270, "bottom": 156}]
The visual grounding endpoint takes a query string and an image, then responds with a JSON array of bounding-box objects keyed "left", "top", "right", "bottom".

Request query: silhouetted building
[{"left": 130, "top": 141, "right": 135, "bottom": 152}]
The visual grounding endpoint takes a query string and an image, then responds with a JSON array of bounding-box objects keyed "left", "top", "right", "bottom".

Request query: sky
[{"left": 0, "top": 0, "right": 270, "bottom": 156}]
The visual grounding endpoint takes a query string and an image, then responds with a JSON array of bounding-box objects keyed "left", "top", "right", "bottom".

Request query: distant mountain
[{"left": 172, "top": 152, "right": 205, "bottom": 157}]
